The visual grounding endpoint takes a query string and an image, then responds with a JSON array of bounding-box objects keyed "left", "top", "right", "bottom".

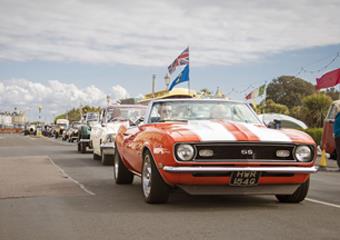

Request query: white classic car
[{"left": 90, "top": 104, "right": 146, "bottom": 165}]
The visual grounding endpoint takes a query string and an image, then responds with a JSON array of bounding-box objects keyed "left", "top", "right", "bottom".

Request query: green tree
[
  {"left": 266, "top": 76, "right": 315, "bottom": 109},
  {"left": 300, "top": 93, "right": 332, "bottom": 128},
  {"left": 258, "top": 99, "right": 289, "bottom": 115},
  {"left": 54, "top": 106, "right": 101, "bottom": 123}
]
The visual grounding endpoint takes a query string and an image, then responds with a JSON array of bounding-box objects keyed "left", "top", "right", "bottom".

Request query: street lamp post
[{"left": 164, "top": 73, "right": 171, "bottom": 90}]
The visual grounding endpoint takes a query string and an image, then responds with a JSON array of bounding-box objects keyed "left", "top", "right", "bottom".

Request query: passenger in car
[{"left": 210, "top": 104, "right": 227, "bottom": 119}]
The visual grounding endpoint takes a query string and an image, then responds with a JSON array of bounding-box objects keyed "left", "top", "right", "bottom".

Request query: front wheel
[
  {"left": 142, "top": 152, "right": 170, "bottom": 204},
  {"left": 80, "top": 142, "right": 87, "bottom": 153},
  {"left": 276, "top": 179, "right": 309, "bottom": 203},
  {"left": 101, "top": 152, "right": 113, "bottom": 166},
  {"left": 113, "top": 151, "right": 133, "bottom": 184}
]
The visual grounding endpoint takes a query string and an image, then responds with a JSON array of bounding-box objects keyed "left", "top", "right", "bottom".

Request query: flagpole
[{"left": 188, "top": 79, "right": 190, "bottom": 94}]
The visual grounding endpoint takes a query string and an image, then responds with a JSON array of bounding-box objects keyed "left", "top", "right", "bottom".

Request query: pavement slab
[{"left": 0, "top": 155, "right": 88, "bottom": 199}]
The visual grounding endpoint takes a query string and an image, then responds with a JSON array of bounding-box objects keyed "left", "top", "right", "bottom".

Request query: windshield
[
  {"left": 107, "top": 107, "right": 146, "bottom": 122},
  {"left": 86, "top": 112, "right": 99, "bottom": 121},
  {"left": 149, "top": 101, "right": 261, "bottom": 124},
  {"left": 57, "top": 123, "right": 68, "bottom": 128}
]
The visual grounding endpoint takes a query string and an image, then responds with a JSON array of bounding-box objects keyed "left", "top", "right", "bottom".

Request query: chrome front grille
[{"left": 193, "top": 143, "right": 297, "bottom": 162}]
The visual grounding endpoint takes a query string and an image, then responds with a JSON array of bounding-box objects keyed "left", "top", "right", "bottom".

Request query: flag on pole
[
  {"left": 168, "top": 64, "right": 190, "bottom": 91},
  {"left": 245, "top": 84, "right": 266, "bottom": 100},
  {"left": 168, "top": 47, "right": 189, "bottom": 74},
  {"left": 316, "top": 68, "right": 340, "bottom": 90}
]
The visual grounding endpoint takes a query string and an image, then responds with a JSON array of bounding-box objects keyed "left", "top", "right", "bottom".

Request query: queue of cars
[{"left": 44, "top": 98, "right": 318, "bottom": 204}]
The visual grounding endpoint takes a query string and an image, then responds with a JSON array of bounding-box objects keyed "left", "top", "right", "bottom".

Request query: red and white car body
[{"left": 114, "top": 99, "right": 318, "bottom": 203}]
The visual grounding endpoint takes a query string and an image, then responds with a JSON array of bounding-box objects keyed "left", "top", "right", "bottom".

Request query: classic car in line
[
  {"left": 90, "top": 104, "right": 146, "bottom": 165},
  {"left": 77, "top": 112, "right": 99, "bottom": 153},
  {"left": 63, "top": 121, "right": 81, "bottom": 142},
  {"left": 53, "top": 118, "right": 69, "bottom": 138},
  {"left": 114, "top": 99, "right": 318, "bottom": 203}
]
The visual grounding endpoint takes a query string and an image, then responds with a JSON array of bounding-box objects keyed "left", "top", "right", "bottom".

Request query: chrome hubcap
[
  {"left": 114, "top": 154, "right": 119, "bottom": 179},
  {"left": 142, "top": 155, "right": 152, "bottom": 198}
]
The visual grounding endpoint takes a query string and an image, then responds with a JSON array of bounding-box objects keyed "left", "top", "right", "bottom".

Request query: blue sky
[{"left": 0, "top": 0, "right": 340, "bottom": 121}]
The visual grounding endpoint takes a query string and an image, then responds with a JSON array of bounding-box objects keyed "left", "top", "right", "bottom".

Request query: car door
[
  {"left": 122, "top": 125, "right": 143, "bottom": 173},
  {"left": 92, "top": 109, "right": 106, "bottom": 155}
]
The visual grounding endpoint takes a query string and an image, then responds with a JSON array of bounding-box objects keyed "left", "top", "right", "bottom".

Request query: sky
[{"left": 0, "top": 0, "right": 340, "bottom": 121}]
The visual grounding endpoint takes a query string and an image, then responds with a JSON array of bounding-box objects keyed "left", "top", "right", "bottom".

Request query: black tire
[
  {"left": 77, "top": 143, "right": 80, "bottom": 152},
  {"left": 80, "top": 142, "right": 87, "bottom": 153},
  {"left": 93, "top": 152, "right": 101, "bottom": 160},
  {"left": 330, "top": 151, "right": 337, "bottom": 160},
  {"left": 114, "top": 150, "right": 134, "bottom": 184},
  {"left": 141, "top": 151, "right": 170, "bottom": 204},
  {"left": 276, "top": 179, "right": 310, "bottom": 203},
  {"left": 101, "top": 152, "right": 113, "bottom": 166}
]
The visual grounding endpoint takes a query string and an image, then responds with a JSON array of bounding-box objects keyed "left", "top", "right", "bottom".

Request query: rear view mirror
[{"left": 135, "top": 117, "right": 144, "bottom": 126}]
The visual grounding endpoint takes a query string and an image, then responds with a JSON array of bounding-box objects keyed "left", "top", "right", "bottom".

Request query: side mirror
[
  {"left": 133, "top": 117, "right": 144, "bottom": 126},
  {"left": 267, "top": 119, "right": 281, "bottom": 129}
]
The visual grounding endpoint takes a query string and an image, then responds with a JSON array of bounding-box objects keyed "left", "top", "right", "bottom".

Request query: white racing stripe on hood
[
  {"left": 185, "top": 120, "right": 236, "bottom": 141},
  {"left": 240, "top": 122, "right": 292, "bottom": 142}
]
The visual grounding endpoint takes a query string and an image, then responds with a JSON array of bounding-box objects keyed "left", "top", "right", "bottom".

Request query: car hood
[{"left": 151, "top": 120, "right": 315, "bottom": 144}]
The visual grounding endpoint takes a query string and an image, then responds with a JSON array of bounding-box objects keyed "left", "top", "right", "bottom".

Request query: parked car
[
  {"left": 321, "top": 99, "right": 340, "bottom": 160},
  {"left": 77, "top": 112, "right": 99, "bottom": 153},
  {"left": 53, "top": 119, "right": 69, "bottom": 138},
  {"left": 90, "top": 104, "right": 146, "bottom": 165},
  {"left": 114, "top": 99, "right": 318, "bottom": 203}
]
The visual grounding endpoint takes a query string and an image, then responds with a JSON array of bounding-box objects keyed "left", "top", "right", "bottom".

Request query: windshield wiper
[{"left": 158, "top": 119, "right": 188, "bottom": 122}]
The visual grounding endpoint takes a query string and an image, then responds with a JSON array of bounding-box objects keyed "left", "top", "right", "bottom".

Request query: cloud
[
  {"left": 0, "top": 79, "right": 129, "bottom": 121},
  {"left": 0, "top": 0, "right": 339, "bottom": 66},
  {"left": 112, "top": 85, "right": 130, "bottom": 100}
]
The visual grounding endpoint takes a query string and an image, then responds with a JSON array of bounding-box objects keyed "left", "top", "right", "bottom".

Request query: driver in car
[{"left": 158, "top": 104, "right": 172, "bottom": 121}]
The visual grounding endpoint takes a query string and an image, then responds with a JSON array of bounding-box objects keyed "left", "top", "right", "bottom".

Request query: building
[
  {"left": 12, "top": 111, "right": 27, "bottom": 128},
  {"left": 0, "top": 112, "right": 13, "bottom": 128}
]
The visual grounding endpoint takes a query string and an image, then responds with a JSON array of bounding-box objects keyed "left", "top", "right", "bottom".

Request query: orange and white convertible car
[{"left": 114, "top": 99, "right": 318, "bottom": 203}]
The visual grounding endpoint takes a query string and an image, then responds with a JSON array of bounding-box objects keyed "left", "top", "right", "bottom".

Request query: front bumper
[
  {"left": 162, "top": 165, "right": 317, "bottom": 195},
  {"left": 178, "top": 184, "right": 301, "bottom": 195},
  {"left": 163, "top": 166, "right": 318, "bottom": 174},
  {"left": 100, "top": 143, "right": 115, "bottom": 155}
]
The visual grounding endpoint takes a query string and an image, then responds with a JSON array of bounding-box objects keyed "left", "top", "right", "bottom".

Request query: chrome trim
[
  {"left": 163, "top": 166, "right": 318, "bottom": 174},
  {"left": 100, "top": 143, "right": 115, "bottom": 149},
  {"left": 79, "top": 139, "right": 90, "bottom": 143},
  {"left": 178, "top": 184, "right": 301, "bottom": 195}
]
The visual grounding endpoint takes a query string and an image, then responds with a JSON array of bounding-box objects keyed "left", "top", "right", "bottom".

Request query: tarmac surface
[{"left": 0, "top": 134, "right": 340, "bottom": 240}]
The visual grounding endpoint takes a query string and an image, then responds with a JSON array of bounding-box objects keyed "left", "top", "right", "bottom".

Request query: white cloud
[
  {"left": 112, "top": 85, "right": 130, "bottom": 100},
  {"left": 0, "top": 79, "right": 129, "bottom": 121},
  {"left": 0, "top": 0, "right": 339, "bottom": 66}
]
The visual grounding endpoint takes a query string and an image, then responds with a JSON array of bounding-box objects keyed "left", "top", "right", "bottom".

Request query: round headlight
[
  {"left": 176, "top": 144, "right": 195, "bottom": 161},
  {"left": 294, "top": 145, "right": 312, "bottom": 162}
]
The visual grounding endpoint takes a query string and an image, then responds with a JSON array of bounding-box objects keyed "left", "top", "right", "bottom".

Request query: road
[{"left": 0, "top": 134, "right": 340, "bottom": 240}]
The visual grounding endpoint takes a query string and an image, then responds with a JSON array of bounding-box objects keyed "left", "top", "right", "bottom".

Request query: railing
[{"left": 0, "top": 128, "right": 23, "bottom": 134}]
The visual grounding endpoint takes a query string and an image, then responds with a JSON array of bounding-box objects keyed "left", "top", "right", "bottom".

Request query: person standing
[{"left": 333, "top": 103, "right": 340, "bottom": 168}]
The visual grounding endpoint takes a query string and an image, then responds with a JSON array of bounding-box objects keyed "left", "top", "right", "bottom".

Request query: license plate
[{"left": 229, "top": 171, "right": 261, "bottom": 186}]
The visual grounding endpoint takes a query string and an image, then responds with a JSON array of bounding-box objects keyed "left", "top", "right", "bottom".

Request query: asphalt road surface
[{"left": 1, "top": 134, "right": 340, "bottom": 240}]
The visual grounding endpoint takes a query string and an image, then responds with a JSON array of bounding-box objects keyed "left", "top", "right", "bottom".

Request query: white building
[{"left": 0, "top": 113, "right": 13, "bottom": 128}]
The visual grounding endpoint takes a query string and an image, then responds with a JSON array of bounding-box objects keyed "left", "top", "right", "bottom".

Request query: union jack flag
[{"left": 168, "top": 47, "right": 189, "bottom": 74}]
